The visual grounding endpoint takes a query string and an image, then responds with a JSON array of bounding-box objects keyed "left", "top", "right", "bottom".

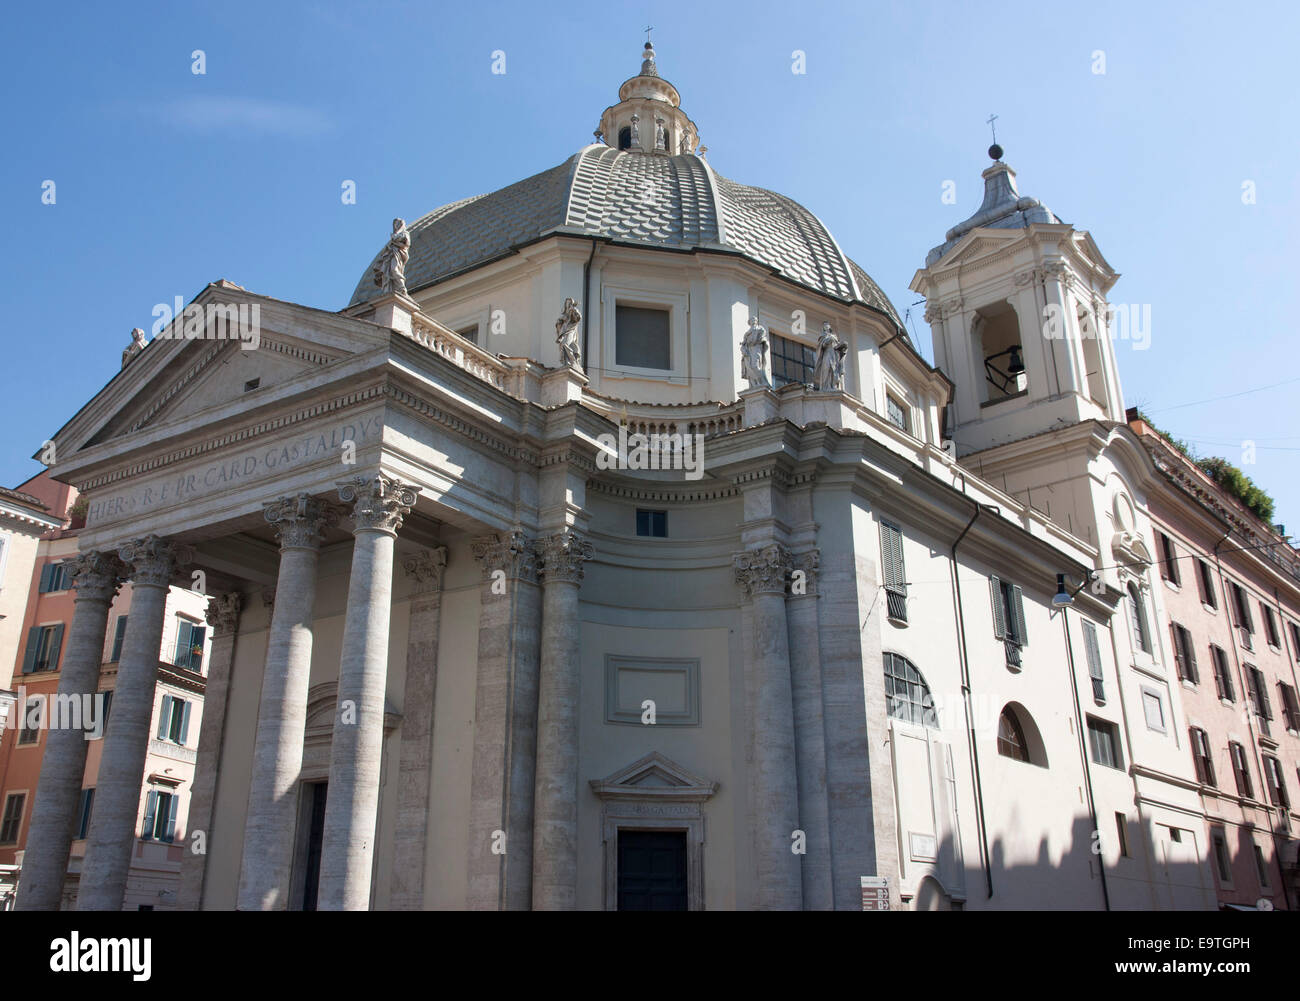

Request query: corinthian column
[
  {"left": 390, "top": 547, "right": 447, "bottom": 910},
  {"left": 16, "top": 551, "right": 126, "bottom": 911},
  {"left": 532, "top": 530, "right": 593, "bottom": 910},
  {"left": 466, "top": 530, "right": 542, "bottom": 910},
  {"left": 734, "top": 542, "right": 803, "bottom": 910},
  {"left": 78, "top": 536, "right": 190, "bottom": 911},
  {"left": 317, "top": 474, "right": 417, "bottom": 910},
  {"left": 176, "top": 592, "right": 242, "bottom": 911},
  {"left": 237, "top": 494, "right": 338, "bottom": 910}
]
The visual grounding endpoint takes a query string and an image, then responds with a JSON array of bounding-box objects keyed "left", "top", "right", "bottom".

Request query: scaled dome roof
[{"left": 348, "top": 144, "right": 902, "bottom": 327}]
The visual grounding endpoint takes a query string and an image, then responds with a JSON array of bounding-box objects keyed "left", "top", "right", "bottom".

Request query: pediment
[
  {"left": 304, "top": 681, "right": 401, "bottom": 742},
  {"left": 933, "top": 228, "right": 1024, "bottom": 270},
  {"left": 589, "top": 751, "right": 718, "bottom": 803}
]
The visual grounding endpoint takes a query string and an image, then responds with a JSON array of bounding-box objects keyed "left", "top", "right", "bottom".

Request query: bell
[{"left": 1007, "top": 345, "right": 1025, "bottom": 375}]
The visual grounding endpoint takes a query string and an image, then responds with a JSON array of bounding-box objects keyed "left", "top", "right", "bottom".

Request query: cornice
[{"left": 586, "top": 477, "right": 739, "bottom": 504}]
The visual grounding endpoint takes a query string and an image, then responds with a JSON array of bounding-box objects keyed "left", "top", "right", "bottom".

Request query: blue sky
[{"left": 2, "top": 0, "right": 1297, "bottom": 528}]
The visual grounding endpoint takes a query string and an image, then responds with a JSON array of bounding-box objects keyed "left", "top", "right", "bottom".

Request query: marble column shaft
[
  {"left": 176, "top": 592, "right": 242, "bottom": 911},
  {"left": 15, "top": 552, "right": 125, "bottom": 911},
  {"left": 389, "top": 547, "right": 447, "bottom": 911},
  {"left": 735, "top": 543, "right": 803, "bottom": 910},
  {"left": 466, "top": 530, "right": 542, "bottom": 911},
  {"left": 237, "top": 495, "right": 337, "bottom": 910},
  {"left": 531, "top": 531, "right": 593, "bottom": 910},
  {"left": 318, "top": 474, "right": 416, "bottom": 911},
  {"left": 78, "top": 536, "right": 187, "bottom": 911}
]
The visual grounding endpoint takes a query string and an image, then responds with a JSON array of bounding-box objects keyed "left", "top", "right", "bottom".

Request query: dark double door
[{"left": 617, "top": 830, "right": 688, "bottom": 911}]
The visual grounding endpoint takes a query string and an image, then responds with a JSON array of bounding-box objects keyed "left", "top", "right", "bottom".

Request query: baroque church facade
[{"left": 15, "top": 43, "right": 1231, "bottom": 910}]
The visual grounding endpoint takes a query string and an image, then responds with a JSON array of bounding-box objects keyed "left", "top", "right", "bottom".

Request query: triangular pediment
[{"left": 589, "top": 751, "right": 718, "bottom": 802}]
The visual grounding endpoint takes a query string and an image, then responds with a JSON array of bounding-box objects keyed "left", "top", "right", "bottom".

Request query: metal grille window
[
  {"left": 770, "top": 333, "right": 816, "bottom": 388},
  {"left": 1211, "top": 646, "right": 1234, "bottom": 701},
  {"left": 1087, "top": 717, "right": 1122, "bottom": 769},
  {"left": 1229, "top": 741, "right": 1254, "bottom": 799},
  {"left": 1196, "top": 559, "right": 1217, "bottom": 608},
  {"left": 1189, "top": 726, "right": 1216, "bottom": 786},
  {"left": 1082, "top": 620, "right": 1105, "bottom": 703},
  {"left": 879, "top": 522, "right": 907, "bottom": 622},
  {"left": 990, "top": 576, "right": 1028, "bottom": 666},
  {"left": 1170, "top": 622, "right": 1198, "bottom": 684},
  {"left": 882, "top": 653, "right": 937, "bottom": 728},
  {"left": 1158, "top": 533, "right": 1180, "bottom": 585}
]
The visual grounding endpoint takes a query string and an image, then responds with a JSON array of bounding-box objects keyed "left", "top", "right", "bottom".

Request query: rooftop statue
[
  {"left": 556, "top": 297, "right": 583, "bottom": 371},
  {"left": 373, "top": 217, "right": 411, "bottom": 296},
  {"left": 740, "top": 317, "right": 771, "bottom": 388},
  {"left": 814, "top": 322, "right": 847, "bottom": 391},
  {"left": 121, "top": 327, "right": 147, "bottom": 369}
]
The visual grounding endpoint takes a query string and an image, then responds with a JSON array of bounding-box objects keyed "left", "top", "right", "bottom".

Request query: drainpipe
[
  {"left": 581, "top": 240, "right": 598, "bottom": 375},
  {"left": 1059, "top": 601, "right": 1112, "bottom": 910},
  {"left": 949, "top": 489, "right": 994, "bottom": 899}
]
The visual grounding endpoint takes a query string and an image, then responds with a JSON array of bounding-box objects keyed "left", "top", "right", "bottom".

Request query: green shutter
[
  {"left": 1183, "top": 628, "right": 1198, "bottom": 683},
  {"left": 989, "top": 577, "right": 1006, "bottom": 639},
  {"left": 38, "top": 563, "right": 53, "bottom": 593},
  {"left": 157, "top": 695, "right": 172, "bottom": 740},
  {"left": 111, "top": 615, "right": 128, "bottom": 662},
  {"left": 1012, "top": 585, "right": 1027, "bottom": 646},
  {"left": 178, "top": 700, "right": 191, "bottom": 745},
  {"left": 47, "top": 623, "right": 65, "bottom": 672},
  {"left": 162, "top": 794, "right": 177, "bottom": 843},
  {"left": 141, "top": 790, "right": 158, "bottom": 839},
  {"left": 21, "top": 627, "right": 40, "bottom": 674}
]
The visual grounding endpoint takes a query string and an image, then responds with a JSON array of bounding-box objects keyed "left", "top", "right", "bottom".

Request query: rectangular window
[
  {"left": 1170, "top": 622, "right": 1198, "bottom": 684},
  {"left": 38, "top": 561, "right": 74, "bottom": 593},
  {"left": 1280, "top": 682, "right": 1300, "bottom": 733},
  {"left": 1115, "top": 812, "right": 1130, "bottom": 858},
  {"left": 141, "top": 789, "right": 177, "bottom": 843},
  {"left": 1263, "top": 605, "right": 1281, "bottom": 648},
  {"left": 635, "top": 509, "right": 667, "bottom": 538},
  {"left": 74, "top": 788, "right": 95, "bottom": 840},
  {"left": 1211, "top": 645, "right": 1234, "bottom": 701},
  {"left": 1253, "top": 844, "right": 1270, "bottom": 889},
  {"left": 1230, "top": 741, "right": 1254, "bottom": 799},
  {"left": 885, "top": 394, "right": 909, "bottom": 433},
  {"left": 1087, "top": 717, "right": 1122, "bottom": 770},
  {"left": 1246, "top": 665, "right": 1273, "bottom": 736},
  {"left": 1230, "top": 581, "right": 1254, "bottom": 634},
  {"left": 879, "top": 521, "right": 907, "bottom": 622},
  {"left": 1189, "top": 726, "right": 1216, "bottom": 786},
  {"left": 1083, "top": 621, "right": 1105, "bottom": 703},
  {"left": 615, "top": 305, "right": 671, "bottom": 370},
  {"left": 1142, "top": 690, "right": 1166, "bottom": 732},
  {"left": 990, "top": 576, "right": 1028, "bottom": 665},
  {"left": 156, "top": 694, "right": 192, "bottom": 746},
  {"left": 1262, "top": 754, "right": 1289, "bottom": 809},
  {"left": 16, "top": 697, "right": 41, "bottom": 745},
  {"left": 0, "top": 793, "right": 25, "bottom": 844},
  {"left": 110, "top": 615, "right": 129, "bottom": 663},
  {"left": 1212, "top": 832, "right": 1232, "bottom": 883},
  {"left": 173, "top": 619, "right": 206, "bottom": 673},
  {"left": 1196, "top": 559, "right": 1217, "bottom": 608},
  {"left": 1158, "top": 533, "right": 1180, "bottom": 585},
  {"left": 769, "top": 333, "right": 816, "bottom": 388},
  {"left": 455, "top": 323, "right": 479, "bottom": 345},
  {"left": 21, "top": 623, "right": 65, "bottom": 674}
]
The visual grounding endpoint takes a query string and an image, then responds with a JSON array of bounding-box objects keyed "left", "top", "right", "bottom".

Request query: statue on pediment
[
  {"left": 373, "top": 217, "right": 410, "bottom": 296},
  {"left": 813, "top": 322, "right": 847, "bottom": 391},
  {"left": 740, "top": 317, "right": 770, "bottom": 388},
  {"left": 121, "top": 327, "right": 147, "bottom": 369},
  {"left": 555, "top": 297, "right": 583, "bottom": 371}
]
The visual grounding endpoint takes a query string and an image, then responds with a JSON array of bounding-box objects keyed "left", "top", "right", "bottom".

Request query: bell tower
[
  {"left": 595, "top": 41, "right": 701, "bottom": 155},
  {"left": 910, "top": 144, "right": 1123, "bottom": 456}
]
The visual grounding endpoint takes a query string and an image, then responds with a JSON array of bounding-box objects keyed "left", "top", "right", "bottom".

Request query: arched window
[
  {"left": 997, "top": 707, "right": 1029, "bottom": 761},
  {"left": 618, "top": 126, "right": 632, "bottom": 150},
  {"left": 1128, "top": 582, "right": 1152, "bottom": 654},
  {"left": 883, "top": 653, "right": 938, "bottom": 727}
]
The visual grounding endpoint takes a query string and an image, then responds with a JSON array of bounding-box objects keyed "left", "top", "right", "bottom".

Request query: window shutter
[
  {"left": 141, "top": 790, "right": 158, "bottom": 839},
  {"left": 38, "top": 563, "right": 53, "bottom": 593},
  {"left": 1012, "top": 585, "right": 1028, "bottom": 646},
  {"left": 1183, "top": 629, "right": 1198, "bottom": 683},
  {"left": 1257, "top": 671, "right": 1274, "bottom": 719},
  {"left": 111, "top": 615, "right": 128, "bottom": 662},
  {"left": 163, "top": 794, "right": 177, "bottom": 843},
  {"left": 47, "top": 623, "right": 65, "bottom": 672},
  {"left": 880, "top": 523, "right": 905, "bottom": 590},
  {"left": 21, "top": 627, "right": 40, "bottom": 674},
  {"left": 1083, "top": 622, "right": 1103, "bottom": 680},
  {"left": 178, "top": 700, "right": 191, "bottom": 745},
  {"left": 989, "top": 577, "right": 1006, "bottom": 639},
  {"left": 157, "top": 695, "right": 172, "bottom": 740}
]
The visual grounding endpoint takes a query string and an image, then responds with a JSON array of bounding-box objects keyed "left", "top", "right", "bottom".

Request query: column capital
[
  {"left": 205, "top": 592, "right": 243, "bottom": 634},
  {"left": 338, "top": 474, "right": 418, "bottom": 536},
  {"left": 538, "top": 531, "right": 594, "bottom": 586},
  {"left": 733, "top": 542, "right": 793, "bottom": 597},
  {"left": 471, "top": 529, "right": 540, "bottom": 585},
  {"left": 67, "top": 551, "right": 129, "bottom": 604},
  {"left": 118, "top": 536, "right": 191, "bottom": 588},
  {"left": 264, "top": 494, "right": 340, "bottom": 551},
  {"left": 402, "top": 547, "right": 448, "bottom": 594}
]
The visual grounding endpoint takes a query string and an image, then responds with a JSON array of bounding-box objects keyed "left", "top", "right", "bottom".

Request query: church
[{"left": 14, "top": 41, "right": 1223, "bottom": 910}]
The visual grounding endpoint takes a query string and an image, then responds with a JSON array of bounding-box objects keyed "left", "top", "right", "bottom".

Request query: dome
[{"left": 347, "top": 144, "right": 902, "bottom": 326}]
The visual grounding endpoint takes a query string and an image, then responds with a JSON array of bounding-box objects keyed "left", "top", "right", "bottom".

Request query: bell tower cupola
[
  {"left": 910, "top": 143, "right": 1124, "bottom": 456},
  {"left": 595, "top": 40, "right": 701, "bottom": 155}
]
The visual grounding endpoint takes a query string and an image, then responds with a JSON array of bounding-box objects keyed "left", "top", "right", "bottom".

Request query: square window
[
  {"left": 770, "top": 333, "right": 816, "bottom": 388},
  {"left": 1142, "top": 690, "right": 1165, "bottom": 732},
  {"left": 615, "top": 306, "right": 670, "bottom": 370},
  {"left": 635, "top": 509, "right": 667, "bottom": 538},
  {"left": 886, "top": 394, "right": 908, "bottom": 432},
  {"left": 1087, "top": 717, "right": 1122, "bottom": 769}
]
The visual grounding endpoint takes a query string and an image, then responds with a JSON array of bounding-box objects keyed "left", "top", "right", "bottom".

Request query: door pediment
[{"left": 589, "top": 751, "right": 718, "bottom": 803}]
